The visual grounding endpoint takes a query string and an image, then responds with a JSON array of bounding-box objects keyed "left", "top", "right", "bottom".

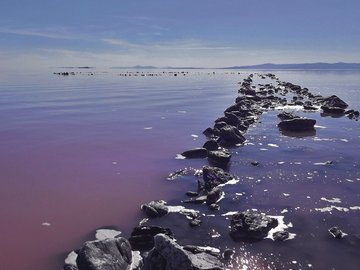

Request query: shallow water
[{"left": 0, "top": 69, "right": 359, "bottom": 269}]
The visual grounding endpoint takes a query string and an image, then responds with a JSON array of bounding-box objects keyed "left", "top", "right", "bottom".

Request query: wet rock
[
  {"left": 189, "top": 219, "right": 202, "bottom": 227},
  {"left": 277, "top": 111, "right": 299, "bottom": 121},
  {"left": 141, "top": 201, "right": 169, "bottom": 218},
  {"left": 208, "top": 150, "right": 231, "bottom": 168},
  {"left": 183, "top": 196, "right": 207, "bottom": 204},
  {"left": 203, "top": 140, "right": 219, "bottom": 151},
  {"left": 76, "top": 237, "right": 132, "bottom": 270},
  {"left": 202, "top": 166, "right": 234, "bottom": 191},
  {"left": 218, "top": 126, "right": 246, "bottom": 146},
  {"left": 203, "top": 127, "right": 215, "bottom": 137},
  {"left": 321, "top": 106, "right": 345, "bottom": 115},
  {"left": 278, "top": 118, "right": 316, "bottom": 132},
  {"left": 206, "top": 187, "right": 223, "bottom": 205},
  {"left": 222, "top": 249, "right": 234, "bottom": 263},
  {"left": 181, "top": 148, "right": 208, "bottom": 159},
  {"left": 273, "top": 230, "right": 290, "bottom": 241},
  {"left": 213, "top": 121, "right": 228, "bottom": 131},
  {"left": 303, "top": 105, "right": 318, "bottom": 111},
  {"left": 186, "top": 191, "right": 199, "bottom": 197},
  {"left": 229, "top": 210, "right": 278, "bottom": 240},
  {"left": 320, "top": 95, "right": 348, "bottom": 109},
  {"left": 251, "top": 161, "right": 260, "bottom": 166},
  {"left": 208, "top": 204, "right": 220, "bottom": 211},
  {"left": 329, "top": 226, "right": 346, "bottom": 239},
  {"left": 129, "top": 226, "right": 173, "bottom": 251},
  {"left": 142, "top": 234, "right": 224, "bottom": 270}
]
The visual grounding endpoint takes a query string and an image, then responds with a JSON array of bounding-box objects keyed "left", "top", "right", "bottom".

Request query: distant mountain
[
  {"left": 223, "top": 62, "right": 360, "bottom": 70},
  {"left": 110, "top": 65, "right": 203, "bottom": 69}
]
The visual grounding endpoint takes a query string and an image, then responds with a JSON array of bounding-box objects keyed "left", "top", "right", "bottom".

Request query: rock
[
  {"left": 213, "top": 121, "right": 228, "bottom": 131},
  {"left": 202, "top": 166, "right": 234, "bottom": 191},
  {"left": 229, "top": 210, "right": 278, "bottom": 240},
  {"left": 208, "top": 204, "right": 220, "bottom": 211},
  {"left": 321, "top": 106, "right": 345, "bottom": 114},
  {"left": 203, "top": 127, "right": 215, "bottom": 137},
  {"left": 320, "top": 95, "right": 348, "bottom": 109},
  {"left": 222, "top": 249, "right": 234, "bottom": 262},
  {"left": 206, "top": 187, "right": 223, "bottom": 205},
  {"left": 129, "top": 226, "right": 173, "bottom": 251},
  {"left": 277, "top": 111, "right": 299, "bottom": 121},
  {"left": 76, "top": 237, "right": 132, "bottom": 270},
  {"left": 303, "top": 105, "right": 318, "bottom": 111},
  {"left": 181, "top": 148, "right": 208, "bottom": 159},
  {"left": 278, "top": 118, "right": 316, "bottom": 132},
  {"left": 189, "top": 219, "right": 202, "bottom": 227},
  {"left": 250, "top": 161, "right": 259, "bottom": 166},
  {"left": 186, "top": 191, "right": 199, "bottom": 197},
  {"left": 95, "top": 229, "right": 122, "bottom": 240},
  {"left": 183, "top": 196, "right": 207, "bottom": 204},
  {"left": 273, "top": 230, "right": 290, "bottom": 241},
  {"left": 63, "top": 265, "right": 79, "bottom": 270},
  {"left": 329, "top": 226, "right": 346, "bottom": 239},
  {"left": 141, "top": 201, "right": 169, "bottom": 218},
  {"left": 203, "top": 140, "right": 219, "bottom": 151},
  {"left": 207, "top": 150, "right": 231, "bottom": 168},
  {"left": 218, "top": 126, "right": 246, "bottom": 146},
  {"left": 143, "top": 234, "right": 224, "bottom": 270}
]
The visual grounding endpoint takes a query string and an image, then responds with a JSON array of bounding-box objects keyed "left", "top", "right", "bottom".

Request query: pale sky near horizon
[{"left": 0, "top": 0, "right": 359, "bottom": 69}]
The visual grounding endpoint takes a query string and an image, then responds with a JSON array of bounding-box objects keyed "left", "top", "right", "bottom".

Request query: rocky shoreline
[{"left": 62, "top": 73, "right": 358, "bottom": 270}]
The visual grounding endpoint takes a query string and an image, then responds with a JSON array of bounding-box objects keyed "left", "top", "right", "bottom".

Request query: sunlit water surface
[{"left": 0, "top": 69, "right": 359, "bottom": 270}]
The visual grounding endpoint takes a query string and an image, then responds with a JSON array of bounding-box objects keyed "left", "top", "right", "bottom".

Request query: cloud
[{"left": 0, "top": 27, "right": 78, "bottom": 40}]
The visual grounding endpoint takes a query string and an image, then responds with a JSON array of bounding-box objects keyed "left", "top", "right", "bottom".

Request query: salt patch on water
[
  {"left": 221, "top": 211, "right": 238, "bottom": 217},
  {"left": 283, "top": 193, "right": 290, "bottom": 197},
  {"left": 314, "top": 125, "right": 327, "bottom": 129},
  {"left": 340, "top": 139, "right": 349, "bottom": 142},
  {"left": 178, "top": 110, "right": 187, "bottom": 113},
  {"left": 350, "top": 206, "right": 360, "bottom": 210},
  {"left": 281, "top": 209, "right": 288, "bottom": 214},
  {"left": 191, "top": 134, "right": 198, "bottom": 138},
  {"left": 95, "top": 229, "right": 121, "bottom": 240},
  {"left": 64, "top": 251, "right": 77, "bottom": 266},
  {"left": 314, "top": 205, "right": 349, "bottom": 212},
  {"left": 175, "top": 154, "right": 186, "bottom": 160},
  {"left": 275, "top": 105, "right": 304, "bottom": 110},
  {"left": 267, "top": 143, "right": 279, "bottom": 148},
  {"left": 278, "top": 161, "right": 285, "bottom": 164},
  {"left": 144, "top": 127, "right": 153, "bottom": 130},
  {"left": 167, "top": 205, "right": 199, "bottom": 216},
  {"left": 260, "top": 148, "right": 268, "bottom": 151},
  {"left": 266, "top": 215, "right": 296, "bottom": 241},
  {"left": 320, "top": 197, "right": 342, "bottom": 204},
  {"left": 218, "top": 178, "right": 239, "bottom": 187},
  {"left": 41, "top": 222, "right": 51, "bottom": 226}
]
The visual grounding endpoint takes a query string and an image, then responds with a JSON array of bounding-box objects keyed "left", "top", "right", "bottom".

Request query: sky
[{"left": 0, "top": 0, "right": 359, "bottom": 69}]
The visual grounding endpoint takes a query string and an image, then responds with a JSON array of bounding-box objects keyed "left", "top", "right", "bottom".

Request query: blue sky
[{"left": 0, "top": 0, "right": 359, "bottom": 68}]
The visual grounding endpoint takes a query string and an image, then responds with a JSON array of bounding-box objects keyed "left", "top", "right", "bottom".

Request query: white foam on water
[
  {"left": 266, "top": 215, "right": 296, "bottom": 241},
  {"left": 221, "top": 211, "right": 238, "bottom": 217},
  {"left": 320, "top": 197, "right": 342, "bottom": 204},
  {"left": 267, "top": 143, "right": 279, "bottom": 148},
  {"left": 175, "top": 154, "right": 186, "bottom": 159},
  {"left": 314, "top": 205, "right": 349, "bottom": 212},
  {"left": 41, "top": 222, "right": 51, "bottom": 226},
  {"left": 144, "top": 127, "right": 153, "bottom": 130},
  {"left": 218, "top": 178, "right": 239, "bottom": 187}
]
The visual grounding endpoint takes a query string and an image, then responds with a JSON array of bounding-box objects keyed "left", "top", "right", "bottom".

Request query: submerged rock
[
  {"left": 273, "top": 230, "right": 290, "bottom": 241},
  {"left": 278, "top": 118, "right": 316, "bottom": 132},
  {"left": 329, "top": 226, "right": 346, "bottom": 239},
  {"left": 142, "top": 234, "right": 224, "bottom": 270},
  {"left": 202, "top": 166, "right": 234, "bottom": 191},
  {"left": 229, "top": 210, "right": 278, "bottom": 241},
  {"left": 76, "top": 237, "right": 132, "bottom": 270}
]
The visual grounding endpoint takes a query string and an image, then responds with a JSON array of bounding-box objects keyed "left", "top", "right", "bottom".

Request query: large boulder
[
  {"left": 202, "top": 166, "right": 234, "bottom": 191},
  {"left": 129, "top": 226, "right": 173, "bottom": 251},
  {"left": 277, "top": 111, "right": 299, "bottom": 121},
  {"left": 76, "top": 237, "right": 132, "bottom": 270},
  {"left": 207, "top": 150, "right": 231, "bottom": 168},
  {"left": 321, "top": 106, "right": 345, "bottom": 115},
  {"left": 218, "top": 126, "right": 246, "bottom": 146},
  {"left": 206, "top": 187, "right": 223, "bottom": 205},
  {"left": 181, "top": 148, "right": 208, "bottom": 159},
  {"left": 141, "top": 201, "right": 169, "bottom": 219},
  {"left": 320, "top": 95, "right": 348, "bottom": 109},
  {"left": 278, "top": 118, "right": 316, "bottom": 132},
  {"left": 142, "top": 234, "right": 224, "bottom": 270},
  {"left": 229, "top": 210, "right": 278, "bottom": 241}
]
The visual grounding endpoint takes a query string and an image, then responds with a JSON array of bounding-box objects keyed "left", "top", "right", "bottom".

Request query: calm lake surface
[{"left": 0, "top": 69, "right": 359, "bottom": 270}]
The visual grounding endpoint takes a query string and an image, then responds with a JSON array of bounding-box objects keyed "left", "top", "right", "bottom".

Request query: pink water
[{"left": 0, "top": 69, "right": 359, "bottom": 269}]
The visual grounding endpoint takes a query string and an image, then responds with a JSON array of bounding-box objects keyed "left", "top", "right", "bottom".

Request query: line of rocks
[{"left": 63, "top": 73, "right": 355, "bottom": 270}]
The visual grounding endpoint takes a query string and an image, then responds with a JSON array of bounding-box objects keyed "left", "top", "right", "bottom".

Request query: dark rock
[
  {"left": 208, "top": 150, "right": 231, "bottom": 168},
  {"left": 320, "top": 95, "right": 348, "bottom": 109},
  {"left": 129, "top": 226, "right": 173, "bottom": 251},
  {"left": 229, "top": 210, "right": 278, "bottom": 240},
  {"left": 329, "top": 226, "right": 346, "bottom": 239},
  {"left": 213, "top": 121, "right": 228, "bottom": 131},
  {"left": 203, "top": 140, "right": 219, "bottom": 151},
  {"left": 141, "top": 201, "right": 169, "bottom": 218},
  {"left": 278, "top": 118, "right": 316, "bottom": 132},
  {"left": 63, "top": 265, "right": 79, "bottom": 270},
  {"left": 206, "top": 187, "right": 223, "bottom": 205},
  {"left": 303, "top": 105, "right": 318, "bottom": 111},
  {"left": 321, "top": 106, "right": 345, "bottom": 115},
  {"left": 189, "top": 219, "right": 202, "bottom": 227},
  {"left": 218, "top": 126, "right": 246, "bottom": 146},
  {"left": 222, "top": 249, "right": 234, "bottom": 262},
  {"left": 202, "top": 166, "right": 234, "bottom": 191},
  {"left": 181, "top": 148, "right": 208, "bottom": 159},
  {"left": 142, "top": 234, "right": 224, "bottom": 270},
  {"left": 251, "top": 161, "right": 259, "bottom": 166},
  {"left": 186, "top": 191, "right": 199, "bottom": 197},
  {"left": 273, "top": 230, "right": 290, "bottom": 241},
  {"left": 203, "top": 127, "right": 215, "bottom": 137},
  {"left": 183, "top": 196, "right": 207, "bottom": 204},
  {"left": 208, "top": 203, "right": 220, "bottom": 211},
  {"left": 277, "top": 111, "right": 299, "bottom": 121},
  {"left": 76, "top": 237, "right": 132, "bottom": 270}
]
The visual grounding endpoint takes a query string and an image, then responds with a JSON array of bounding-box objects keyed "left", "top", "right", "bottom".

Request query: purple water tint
[{"left": 0, "top": 69, "right": 359, "bottom": 269}]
